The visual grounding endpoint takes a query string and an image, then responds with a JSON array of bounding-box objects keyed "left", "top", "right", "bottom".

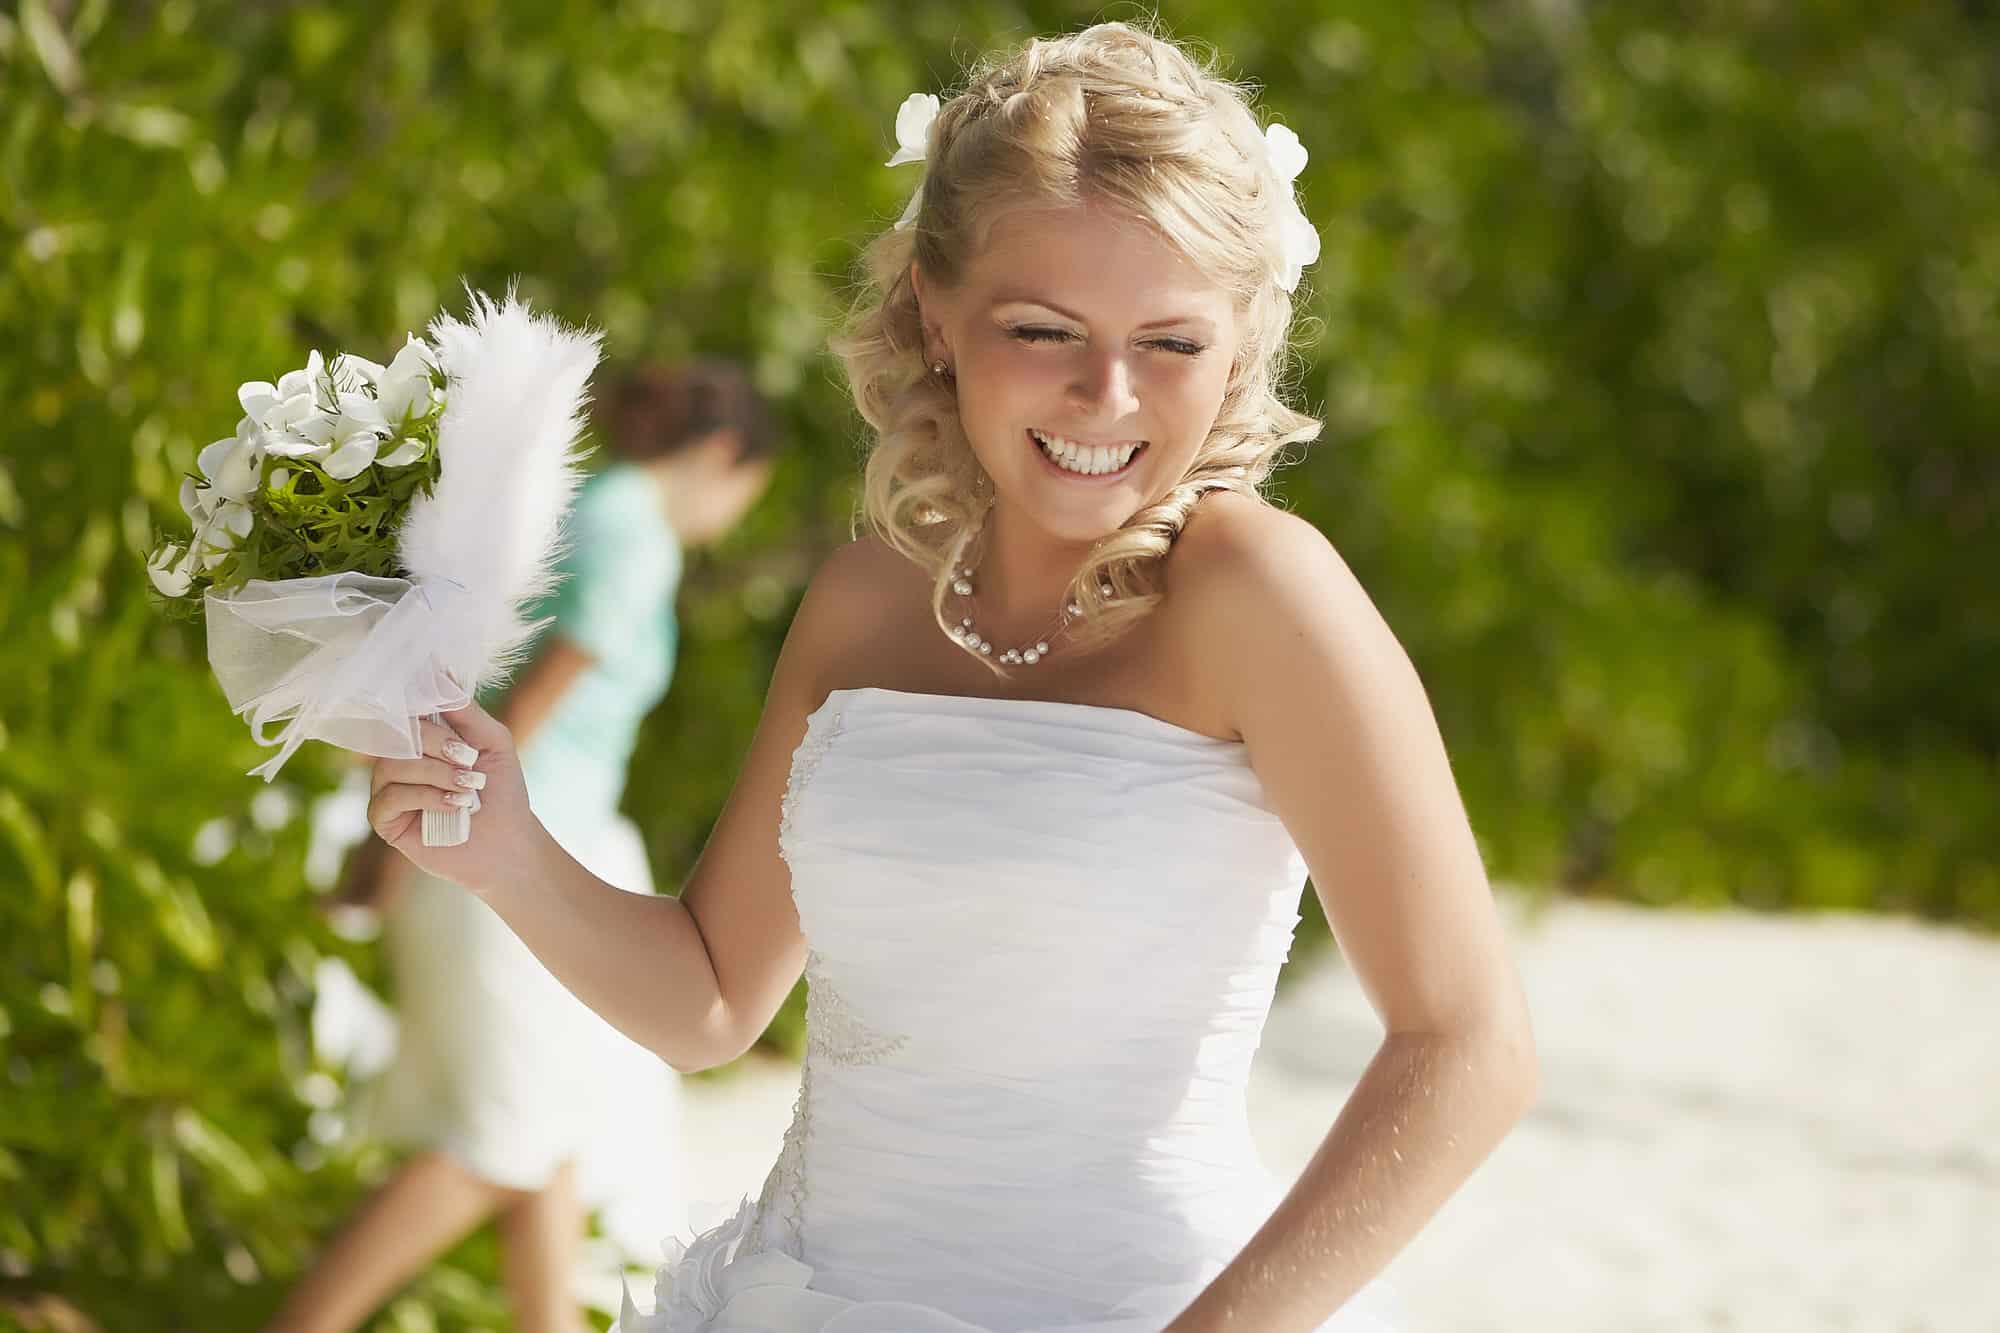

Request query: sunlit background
[{"left": 2, "top": 2, "right": 1995, "bottom": 1329}]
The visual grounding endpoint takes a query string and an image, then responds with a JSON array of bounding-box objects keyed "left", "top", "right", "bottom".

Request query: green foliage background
[{"left": 0, "top": 0, "right": 1993, "bottom": 1326}]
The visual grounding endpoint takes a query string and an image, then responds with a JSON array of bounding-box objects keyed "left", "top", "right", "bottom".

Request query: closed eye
[{"left": 1007, "top": 325, "right": 1206, "bottom": 357}]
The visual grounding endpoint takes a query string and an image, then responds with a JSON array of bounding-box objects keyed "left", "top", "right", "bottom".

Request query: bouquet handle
[{"left": 420, "top": 710, "right": 471, "bottom": 848}]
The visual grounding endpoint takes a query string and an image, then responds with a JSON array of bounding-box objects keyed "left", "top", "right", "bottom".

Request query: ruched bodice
[
  {"left": 785, "top": 687, "right": 1306, "bottom": 1080},
  {"left": 619, "top": 688, "right": 1399, "bottom": 1333}
]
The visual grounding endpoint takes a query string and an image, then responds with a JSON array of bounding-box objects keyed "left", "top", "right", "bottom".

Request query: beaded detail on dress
[
  {"left": 778, "top": 699, "right": 844, "bottom": 866},
  {"left": 753, "top": 699, "right": 897, "bottom": 1260},
  {"left": 752, "top": 1078, "right": 811, "bottom": 1257},
  {"left": 749, "top": 952, "right": 909, "bottom": 1258},
  {"left": 804, "top": 952, "right": 908, "bottom": 1068}
]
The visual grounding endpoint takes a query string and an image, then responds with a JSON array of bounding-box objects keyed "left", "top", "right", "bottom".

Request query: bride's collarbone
[{"left": 832, "top": 619, "right": 1234, "bottom": 742}]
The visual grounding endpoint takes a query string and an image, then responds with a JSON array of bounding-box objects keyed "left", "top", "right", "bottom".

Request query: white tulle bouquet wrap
[{"left": 146, "top": 286, "right": 599, "bottom": 847}]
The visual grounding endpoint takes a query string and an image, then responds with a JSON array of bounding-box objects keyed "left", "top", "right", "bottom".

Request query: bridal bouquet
[{"left": 147, "top": 286, "right": 600, "bottom": 845}]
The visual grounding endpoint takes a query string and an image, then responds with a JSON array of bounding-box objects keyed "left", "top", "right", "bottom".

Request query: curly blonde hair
[{"left": 829, "top": 20, "right": 1320, "bottom": 671}]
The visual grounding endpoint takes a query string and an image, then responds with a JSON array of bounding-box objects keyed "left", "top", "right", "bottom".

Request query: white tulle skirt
[{"left": 614, "top": 1200, "right": 1404, "bottom": 1333}]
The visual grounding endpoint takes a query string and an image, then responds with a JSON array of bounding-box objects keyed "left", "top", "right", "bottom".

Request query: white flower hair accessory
[
  {"left": 1263, "top": 122, "right": 1321, "bottom": 293},
  {"left": 887, "top": 93, "right": 941, "bottom": 231},
  {"left": 884, "top": 92, "right": 1319, "bottom": 291}
]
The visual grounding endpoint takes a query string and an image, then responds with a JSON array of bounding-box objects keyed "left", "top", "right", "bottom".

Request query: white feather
[{"left": 397, "top": 283, "right": 601, "bottom": 694}]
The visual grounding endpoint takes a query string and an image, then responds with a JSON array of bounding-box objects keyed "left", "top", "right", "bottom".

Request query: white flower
[
  {"left": 1264, "top": 122, "right": 1309, "bottom": 185},
  {"left": 321, "top": 431, "right": 382, "bottom": 480},
  {"left": 238, "top": 349, "right": 324, "bottom": 423},
  {"left": 886, "top": 93, "right": 938, "bottom": 167},
  {"left": 385, "top": 332, "right": 435, "bottom": 378},
  {"left": 1262, "top": 121, "right": 1320, "bottom": 292},
  {"left": 302, "top": 391, "right": 390, "bottom": 479},
  {"left": 146, "top": 543, "right": 196, "bottom": 597},
  {"left": 207, "top": 499, "right": 247, "bottom": 537},
  {"left": 179, "top": 475, "right": 212, "bottom": 525},
  {"left": 244, "top": 349, "right": 399, "bottom": 473},
  {"left": 375, "top": 334, "right": 440, "bottom": 428},
  {"left": 194, "top": 498, "right": 253, "bottom": 570},
  {"left": 1276, "top": 203, "right": 1322, "bottom": 293},
  {"left": 329, "top": 353, "right": 383, "bottom": 393},
  {"left": 263, "top": 389, "right": 389, "bottom": 477},
  {"left": 282, "top": 349, "right": 325, "bottom": 400},
  {"left": 375, "top": 437, "right": 426, "bottom": 468},
  {"left": 246, "top": 352, "right": 335, "bottom": 463},
  {"left": 887, "top": 92, "right": 940, "bottom": 231},
  {"left": 334, "top": 392, "right": 390, "bottom": 433},
  {"left": 237, "top": 381, "right": 277, "bottom": 422},
  {"left": 196, "top": 419, "right": 262, "bottom": 502},
  {"left": 261, "top": 414, "right": 332, "bottom": 464},
  {"left": 178, "top": 414, "right": 264, "bottom": 556},
  {"left": 258, "top": 391, "right": 325, "bottom": 445}
]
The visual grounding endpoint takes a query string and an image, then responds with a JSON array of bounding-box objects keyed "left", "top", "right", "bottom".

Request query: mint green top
[{"left": 491, "top": 463, "right": 681, "bottom": 840}]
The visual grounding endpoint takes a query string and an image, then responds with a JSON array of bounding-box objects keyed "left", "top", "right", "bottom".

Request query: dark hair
[{"left": 596, "top": 360, "right": 779, "bottom": 464}]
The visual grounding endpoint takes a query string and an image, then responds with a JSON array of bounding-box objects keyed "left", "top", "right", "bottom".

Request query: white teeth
[{"left": 1031, "top": 429, "right": 1141, "bottom": 477}]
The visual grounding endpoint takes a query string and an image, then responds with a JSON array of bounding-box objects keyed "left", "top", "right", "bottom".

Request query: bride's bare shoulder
[
  {"left": 1168, "top": 491, "right": 1362, "bottom": 611},
  {"left": 802, "top": 533, "right": 926, "bottom": 623},
  {"left": 818, "top": 531, "right": 922, "bottom": 592},
  {"left": 1165, "top": 491, "right": 1398, "bottom": 711},
  {"left": 776, "top": 534, "right": 926, "bottom": 695}
]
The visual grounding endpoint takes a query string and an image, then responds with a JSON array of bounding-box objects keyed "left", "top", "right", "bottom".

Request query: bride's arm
[
  {"left": 1163, "top": 498, "right": 1539, "bottom": 1332},
  {"left": 364, "top": 543, "right": 874, "bottom": 1073}
]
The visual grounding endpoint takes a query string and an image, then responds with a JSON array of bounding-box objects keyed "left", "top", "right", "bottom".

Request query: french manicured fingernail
[
  {"left": 453, "top": 770, "right": 487, "bottom": 790},
  {"left": 444, "top": 791, "right": 476, "bottom": 808},
  {"left": 443, "top": 740, "right": 478, "bottom": 767}
]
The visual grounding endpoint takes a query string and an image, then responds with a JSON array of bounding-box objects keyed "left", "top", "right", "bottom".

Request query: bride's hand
[{"left": 364, "top": 700, "right": 541, "bottom": 895}]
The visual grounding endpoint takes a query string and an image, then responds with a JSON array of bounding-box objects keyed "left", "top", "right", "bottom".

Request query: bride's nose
[{"left": 1067, "top": 348, "right": 1141, "bottom": 422}]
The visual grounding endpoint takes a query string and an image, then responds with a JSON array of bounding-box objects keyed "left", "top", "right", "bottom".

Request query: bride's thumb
[{"left": 441, "top": 697, "right": 511, "bottom": 750}]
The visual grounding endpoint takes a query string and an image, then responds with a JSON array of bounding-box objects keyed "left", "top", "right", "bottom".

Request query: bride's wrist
[{"left": 468, "top": 815, "right": 560, "bottom": 902}]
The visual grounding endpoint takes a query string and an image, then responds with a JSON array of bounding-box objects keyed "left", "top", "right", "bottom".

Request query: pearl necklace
[{"left": 945, "top": 560, "right": 1114, "bottom": 667}]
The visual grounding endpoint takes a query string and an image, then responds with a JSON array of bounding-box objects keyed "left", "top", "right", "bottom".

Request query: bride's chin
[{"left": 1001, "top": 494, "right": 1138, "bottom": 547}]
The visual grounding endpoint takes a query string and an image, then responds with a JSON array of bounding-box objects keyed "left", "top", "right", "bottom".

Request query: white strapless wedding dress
[{"left": 619, "top": 687, "right": 1402, "bottom": 1332}]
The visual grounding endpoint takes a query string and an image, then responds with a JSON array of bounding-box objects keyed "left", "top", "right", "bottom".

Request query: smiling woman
[
  {"left": 925, "top": 208, "right": 1238, "bottom": 531},
  {"left": 834, "top": 45, "right": 1324, "bottom": 667},
  {"left": 360, "top": 20, "right": 1534, "bottom": 1333}
]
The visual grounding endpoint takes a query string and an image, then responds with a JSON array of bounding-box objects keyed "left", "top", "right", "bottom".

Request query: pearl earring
[{"left": 930, "top": 358, "right": 953, "bottom": 384}]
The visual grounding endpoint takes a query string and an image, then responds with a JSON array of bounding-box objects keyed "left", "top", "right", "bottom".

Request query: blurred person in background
[{"left": 268, "top": 362, "right": 780, "bottom": 1333}]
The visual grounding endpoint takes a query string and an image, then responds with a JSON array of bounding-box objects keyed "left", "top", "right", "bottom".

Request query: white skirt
[{"left": 365, "top": 813, "right": 684, "bottom": 1261}]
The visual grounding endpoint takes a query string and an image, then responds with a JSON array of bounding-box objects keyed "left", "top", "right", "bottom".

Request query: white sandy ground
[{"left": 619, "top": 897, "right": 2000, "bottom": 1331}]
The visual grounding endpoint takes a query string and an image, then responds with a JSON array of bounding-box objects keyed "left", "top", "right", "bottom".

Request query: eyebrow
[{"left": 990, "top": 296, "right": 1217, "bottom": 336}]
